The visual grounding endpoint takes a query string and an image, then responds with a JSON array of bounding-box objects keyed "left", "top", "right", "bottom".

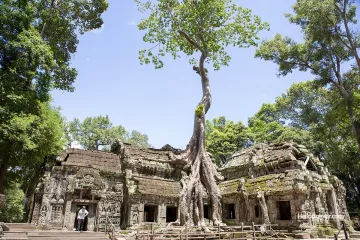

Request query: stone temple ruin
[{"left": 31, "top": 141, "right": 350, "bottom": 232}]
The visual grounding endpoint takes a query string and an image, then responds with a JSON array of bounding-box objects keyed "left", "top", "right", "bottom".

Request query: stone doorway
[
  {"left": 70, "top": 202, "right": 98, "bottom": 231},
  {"left": 166, "top": 207, "right": 177, "bottom": 223},
  {"left": 74, "top": 205, "right": 89, "bottom": 231},
  {"left": 277, "top": 201, "right": 291, "bottom": 220},
  {"left": 204, "top": 205, "right": 212, "bottom": 219},
  {"left": 144, "top": 205, "right": 157, "bottom": 222}
]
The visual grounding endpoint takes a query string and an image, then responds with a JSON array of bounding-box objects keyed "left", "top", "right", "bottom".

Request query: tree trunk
[
  {"left": 0, "top": 152, "right": 10, "bottom": 195},
  {"left": 336, "top": 84, "right": 360, "bottom": 154},
  {"left": 345, "top": 100, "right": 360, "bottom": 153},
  {"left": 257, "top": 192, "right": 270, "bottom": 225},
  {"left": 169, "top": 53, "right": 224, "bottom": 228}
]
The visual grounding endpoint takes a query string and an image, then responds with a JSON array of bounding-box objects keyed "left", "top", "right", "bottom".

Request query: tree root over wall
[{"left": 168, "top": 54, "right": 224, "bottom": 229}]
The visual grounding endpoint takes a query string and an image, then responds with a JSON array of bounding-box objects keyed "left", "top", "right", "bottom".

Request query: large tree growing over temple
[{"left": 135, "top": 0, "right": 268, "bottom": 227}]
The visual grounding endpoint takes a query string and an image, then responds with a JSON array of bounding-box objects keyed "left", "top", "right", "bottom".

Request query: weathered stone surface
[
  {"left": 219, "top": 142, "right": 350, "bottom": 228},
  {"left": 294, "top": 233, "right": 311, "bottom": 239}
]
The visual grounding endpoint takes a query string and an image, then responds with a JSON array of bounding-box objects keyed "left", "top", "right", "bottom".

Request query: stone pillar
[
  {"left": 158, "top": 203, "right": 166, "bottom": 225},
  {"left": 31, "top": 195, "right": 42, "bottom": 225},
  {"left": 235, "top": 201, "right": 241, "bottom": 224},
  {"left": 330, "top": 188, "right": 340, "bottom": 228},
  {"left": 38, "top": 194, "right": 51, "bottom": 228},
  {"left": 242, "top": 191, "right": 250, "bottom": 222},
  {"left": 87, "top": 204, "right": 95, "bottom": 231},
  {"left": 63, "top": 196, "right": 72, "bottom": 230}
]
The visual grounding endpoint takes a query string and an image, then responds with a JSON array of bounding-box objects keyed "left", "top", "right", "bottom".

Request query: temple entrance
[
  {"left": 74, "top": 205, "right": 89, "bottom": 231},
  {"left": 144, "top": 205, "right": 157, "bottom": 222},
  {"left": 277, "top": 201, "right": 291, "bottom": 220},
  {"left": 204, "top": 205, "right": 212, "bottom": 219},
  {"left": 166, "top": 206, "right": 177, "bottom": 222}
]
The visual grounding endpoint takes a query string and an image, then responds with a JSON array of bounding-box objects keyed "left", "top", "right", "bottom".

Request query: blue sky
[{"left": 51, "top": 0, "right": 354, "bottom": 149}]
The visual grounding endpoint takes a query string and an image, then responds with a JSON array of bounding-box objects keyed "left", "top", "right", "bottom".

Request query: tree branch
[
  {"left": 335, "top": 0, "right": 360, "bottom": 69},
  {"left": 178, "top": 30, "right": 203, "bottom": 53}
]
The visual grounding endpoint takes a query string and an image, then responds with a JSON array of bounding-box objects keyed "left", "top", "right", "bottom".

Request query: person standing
[{"left": 76, "top": 206, "right": 89, "bottom": 232}]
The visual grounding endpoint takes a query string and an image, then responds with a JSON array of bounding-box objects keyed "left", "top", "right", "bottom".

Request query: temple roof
[
  {"left": 221, "top": 142, "right": 323, "bottom": 170},
  {"left": 59, "top": 148, "right": 121, "bottom": 172},
  {"left": 134, "top": 176, "right": 182, "bottom": 197}
]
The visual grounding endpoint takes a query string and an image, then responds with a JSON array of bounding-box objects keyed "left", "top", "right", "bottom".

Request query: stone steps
[{"left": 1, "top": 230, "right": 109, "bottom": 240}]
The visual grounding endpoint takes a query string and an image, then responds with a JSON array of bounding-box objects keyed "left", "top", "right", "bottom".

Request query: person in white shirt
[{"left": 76, "top": 206, "right": 89, "bottom": 232}]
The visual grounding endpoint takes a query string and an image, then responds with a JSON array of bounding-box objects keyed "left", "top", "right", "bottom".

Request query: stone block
[{"left": 294, "top": 232, "right": 311, "bottom": 238}]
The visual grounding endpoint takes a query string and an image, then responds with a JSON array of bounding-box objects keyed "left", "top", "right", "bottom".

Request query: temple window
[
  {"left": 225, "top": 203, "right": 236, "bottom": 219},
  {"left": 50, "top": 205, "right": 63, "bottom": 222},
  {"left": 277, "top": 201, "right": 291, "bottom": 220}
]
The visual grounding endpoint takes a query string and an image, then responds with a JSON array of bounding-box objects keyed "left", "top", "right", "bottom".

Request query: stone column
[
  {"left": 63, "top": 196, "right": 72, "bottom": 230},
  {"left": 241, "top": 191, "right": 250, "bottom": 222},
  {"left": 330, "top": 188, "right": 340, "bottom": 228},
  {"left": 158, "top": 203, "right": 167, "bottom": 225},
  {"left": 31, "top": 195, "right": 42, "bottom": 225}
]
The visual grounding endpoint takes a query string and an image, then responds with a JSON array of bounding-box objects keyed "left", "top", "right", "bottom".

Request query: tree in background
[
  {"left": 67, "top": 115, "right": 151, "bottom": 150},
  {"left": 255, "top": 0, "right": 360, "bottom": 212},
  {"left": 128, "top": 130, "right": 151, "bottom": 148},
  {"left": 0, "top": 0, "right": 108, "bottom": 207},
  {"left": 205, "top": 116, "right": 250, "bottom": 165},
  {"left": 275, "top": 81, "right": 360, "bottom": 213},
  {"left": 0, "top": 102, "right": 65, "bottom": 220},
  {"left": 255, "top": 0, "right": 360, "bottom": 154},
  {"left": 0, "top": 182, "right": 24, "bottom": 222},
  {"left": 135, "top": 0, "right": 268, "bottom": 226}
]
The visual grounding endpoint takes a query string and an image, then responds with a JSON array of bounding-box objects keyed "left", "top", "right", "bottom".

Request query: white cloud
[
  {"left": 128, "top": 21, "right": 136, "bottom": 26},
  {"left": 90, "top": 24, "right": 105, "bottom": 34},
  {"left": 86, "top": 57, "right": 91, "bottom": 61}
]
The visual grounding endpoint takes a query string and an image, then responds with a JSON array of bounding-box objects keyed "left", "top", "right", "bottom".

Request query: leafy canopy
[
  {"left": 0, "top": 0, "right": 109, "bottom": 99},
  {"left": 67, "top": 116, "right": 151, "bottom": 150},
  {"left": 255, "top": 0, "right": 359, "bottom": 83},
  {"left": 0, "top": 183, "right": 24, "bottom": 222},
  {"left": 136, "top": 0, "right": 269, "bottom": 70},
  {"left": 205, "top": 116, "right": 250, "bottom": 165}
]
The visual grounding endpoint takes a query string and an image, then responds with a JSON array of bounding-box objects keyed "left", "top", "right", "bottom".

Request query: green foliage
[
  {"left": 0, "top": 0, "right": 108, "bottom": 207},
  {"left": 195, "top": 104, "right": 204, "bottom": 117},
  {"left": 67, "top": 116, "right": 151, "bottom": 150},
  {"left": 255, "top": 0, "right": 360, "bottom": 211},
  {"left": 0, "top": 101, "right": 65, "bottom": 170},
  {"left": 0, "top": 183, "right": 25, "bottom": 222},
  {"left": 135, "top": 0, "right": 269, "bottom": 70},
  {"left": 0, "top": 0, "right": 109, "bottom": 98},
  {"left": 247, "top": 102, "right": 317, "bottom": 151},
  {"left": 205, "top": 116, "right": 250, "bottom": 165},
  {"left": 128, "top": 130, "right": 151, "bottom": 148}
]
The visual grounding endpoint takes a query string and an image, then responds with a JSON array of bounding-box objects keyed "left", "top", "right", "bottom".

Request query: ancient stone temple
[
  {"left": 219, "top": 142, "right": 350, "bottom": 228},
  {"left": 31, "top": 141, "right": 350, "bottom": 231}
]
